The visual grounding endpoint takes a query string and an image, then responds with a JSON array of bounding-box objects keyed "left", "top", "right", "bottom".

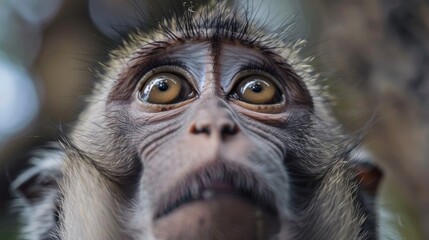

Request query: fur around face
[{"left": 11, "top": 2, "right": 394, "bottom": 240}]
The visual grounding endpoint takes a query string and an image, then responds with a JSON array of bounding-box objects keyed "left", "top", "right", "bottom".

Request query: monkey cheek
[{"left": 152, "top": 195, "right": 280, "bottom": 240}]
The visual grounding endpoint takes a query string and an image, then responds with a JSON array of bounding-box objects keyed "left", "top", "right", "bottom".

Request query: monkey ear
[
  {"left": 11, "top": 152, "right": 62, "bottom": 205},
  {"left": 352, "top": 149, "right": 383, "bottom": 196}
]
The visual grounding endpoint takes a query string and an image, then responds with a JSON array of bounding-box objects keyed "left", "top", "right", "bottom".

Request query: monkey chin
[{"left": 153, "top": 193, "right": 280, "bottom": 240}]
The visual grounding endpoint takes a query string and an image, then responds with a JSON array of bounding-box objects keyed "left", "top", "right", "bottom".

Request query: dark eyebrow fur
[{"left": 238, "top": 60, "right": 280, "bottom": 78}]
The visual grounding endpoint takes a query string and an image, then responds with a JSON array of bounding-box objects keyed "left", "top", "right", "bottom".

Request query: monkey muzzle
[{"left": 152, "top": 162, "right": 281, "bottom": 239}]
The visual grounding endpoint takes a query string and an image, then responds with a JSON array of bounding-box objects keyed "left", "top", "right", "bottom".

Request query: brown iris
[
  {"left": 139, "top": 73, "right": 195, "bottom": 104},
  {"left": 233, "top": 76, "right": 281, "bottom": 105}
]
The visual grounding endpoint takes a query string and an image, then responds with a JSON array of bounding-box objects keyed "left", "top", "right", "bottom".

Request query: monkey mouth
[{"left": 154, "top": 162, "right": 278, "bottom": 220}]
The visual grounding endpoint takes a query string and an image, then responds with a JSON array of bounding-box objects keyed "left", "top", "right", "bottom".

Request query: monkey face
[{"left": 103, "top": 40, "right": 314, "bottom": 239}]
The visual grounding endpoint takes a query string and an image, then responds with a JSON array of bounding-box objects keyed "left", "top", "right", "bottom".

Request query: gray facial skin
[
  {"left": 129, "top": 42, "right": 293, "bottom": 239},
  {"left": 11, "top": 3, "right": 385, "bottom": 240}
]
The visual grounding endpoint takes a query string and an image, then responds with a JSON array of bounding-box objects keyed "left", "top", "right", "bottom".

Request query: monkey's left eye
[
  {"left": 138, "top": 73, "right": 196, "bottom": 104},
  {"left": 230, "top": 75, "right": 283, "bottom": 105}
]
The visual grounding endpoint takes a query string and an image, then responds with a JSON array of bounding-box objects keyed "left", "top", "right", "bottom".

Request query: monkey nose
[{"left": 190, "top": 119, "right": 239, "bottom": 139}]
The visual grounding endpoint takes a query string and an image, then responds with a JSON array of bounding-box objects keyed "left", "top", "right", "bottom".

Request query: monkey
[{"left": 11, "top": 1, "right": 391, "bottom": 240}]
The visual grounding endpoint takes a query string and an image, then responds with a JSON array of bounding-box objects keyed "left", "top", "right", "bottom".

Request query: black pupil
[
  {"left": 251, "top": 82, "right": 262, "bottom": 93},
  {"left": 157, "top": 80, "right": 169, "bottom": 91}
]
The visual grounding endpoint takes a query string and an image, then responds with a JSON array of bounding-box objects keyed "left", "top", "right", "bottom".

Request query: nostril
[
  {"left": 220, "top": 123, "right": 239, "bottom": 136},
  {"left": 189, "top": 120, "right": 238, "bottom": 137},
  {"left": 190, "top": 123, "right": 211, "bottom": 135}
]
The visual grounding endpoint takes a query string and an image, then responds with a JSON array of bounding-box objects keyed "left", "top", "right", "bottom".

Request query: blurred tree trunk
[{"left": 302, "top": 0, "right": 429, "bottom": 239}]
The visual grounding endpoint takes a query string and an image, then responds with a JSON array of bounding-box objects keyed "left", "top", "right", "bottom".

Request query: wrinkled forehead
[{"left": 151, "top": 41, "right": 275, "bottom": 86}]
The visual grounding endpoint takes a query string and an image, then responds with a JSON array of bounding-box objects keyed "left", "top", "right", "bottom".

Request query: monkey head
[{"left": 12, "top": 2, "right": 383, "bottom": 240}]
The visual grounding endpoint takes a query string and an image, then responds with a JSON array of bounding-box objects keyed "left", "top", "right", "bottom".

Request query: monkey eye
[
  {"left": 230, "top": 75, "right": 283, "bottom": 105},
  {"left": 138, "top": 73, "right": 196, "bottom": 105}
]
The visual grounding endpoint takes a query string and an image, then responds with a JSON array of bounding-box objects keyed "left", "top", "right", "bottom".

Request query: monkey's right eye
[{"left": 138, "top": 73, "right": 196, "bottom": 105}]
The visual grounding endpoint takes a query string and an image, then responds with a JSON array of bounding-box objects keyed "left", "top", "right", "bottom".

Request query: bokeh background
[{"left": 0, "top": 0, "right": 428, "bottom": 239}]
